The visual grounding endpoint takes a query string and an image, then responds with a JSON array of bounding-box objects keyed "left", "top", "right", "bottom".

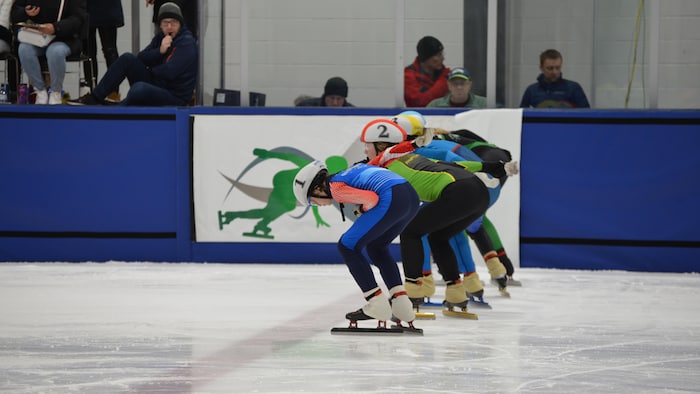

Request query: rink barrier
[{"left": 1, "top": 106, "right": 699, "bottom": 272}]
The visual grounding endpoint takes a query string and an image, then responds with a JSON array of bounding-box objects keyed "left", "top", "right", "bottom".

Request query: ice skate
[
  {"left": 242, "top": 223, "right": 274, "bottom": 239},
  {"left": 442, "top": 279, "right": 478, "bottom": 320},
  {"left": 463, "top": 272, "right": 491, "bottom": 309},
  {"left": 491, "top": 276, "right": 522, "bottom": 288},
  {"left": 217, "top": 210, "right": 238, "bottom": 230},
  {"left": 421, "top": 273, "right": 436, "bottom": 297},
  {"left": 405, "top": 278, "right": 436, "bottom": 320},
  {"left": 508, "top": 276, "right": 523, "bottom": 287},
  {"left": 389, "top": 286, "right": 423, "bottom": 335},
  {"left": 484, "top": 252, "right": 510, "bottom": 297},
  {"left": 331, "top": 288, "right": 402, "bottom": 335}
]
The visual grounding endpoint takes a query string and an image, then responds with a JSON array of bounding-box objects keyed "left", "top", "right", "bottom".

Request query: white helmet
[
  {"left": 398, "top": 110, "right": 427, "bottom": 129},
  {"left": 293, "top": 160, "right": 327, "bottom": 206},
  {"left": 360, "top": 118, "right": 408, "bottom": 143},
  {"left": 391, "top": 114, "right": 424, "bottom": 136}
]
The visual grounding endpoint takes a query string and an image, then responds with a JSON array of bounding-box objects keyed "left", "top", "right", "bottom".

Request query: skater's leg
[
  {"left": 338, "top": 242, "right": 378, "bottom": 293},
  {"left": 450, "top": 230, "right": 476, "bottom": 274},
  {"left": 468, "top": 221, "right": 508, "bottom": 285},
  {"left": 338, "top": 183, "right": 418, "bottom": 293},
  {"left": 481, "top": 215, "right": 515, "bottom": 277}
]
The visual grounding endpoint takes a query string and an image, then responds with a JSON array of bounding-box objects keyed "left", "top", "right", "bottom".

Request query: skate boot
[
  {"left": 389, "top": 286, "right": 423, "bottom": 334},
  {"left": 389, "top": 286, "right": 415, "bottom": 324},
  {"left": 484, "top": 251, "right": 510, "bottom": 297},
  {"left": 421, "top": 273, "right": 436, "bottom": 298},
  {"left": 462, "top": 271, "right": 484, "bottom": 299},
  {"left": 497, "top": 250, "right": 522, "bottom": 287},
  {"left": 442, "top": 279, "right": 478, "bottom": 319},
  {"left": 463, "top": 272, "right": 491, "bottom": 308},
  {"left": 345, "top": 288, "right": 392, "bottom": 327},
  {"left": 405, "top": 277, "right": 428, "bottom": 307},
  {"left": 243, "top": 223, "right": 274, "bottom": 239}
]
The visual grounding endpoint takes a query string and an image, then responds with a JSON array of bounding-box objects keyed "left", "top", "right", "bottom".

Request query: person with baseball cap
[
  {"left": 427, "top": 67, "right": 486, "bottom": 108},
  {"left": 404, "top": 35, "right": 451, "bottom": 107}
]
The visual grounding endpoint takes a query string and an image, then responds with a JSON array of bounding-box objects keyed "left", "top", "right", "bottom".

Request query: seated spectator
[
  {"left": 404, "top": 35, "right": 450, "bottom": 107},
  {"left": 68, "top": 2, "right": 197, "bottom": 106},
  {"left": 12, "top": 0, "right": 87, "bottom": 105},
  {"left": 427, "top": 67, "right": 486, "bottom": 108},
  {"left": 295, "top": 76, "right": 354, "bottom": 107},
  {"left": 520, "top": 49, "right": 590, "bottom": 108}
]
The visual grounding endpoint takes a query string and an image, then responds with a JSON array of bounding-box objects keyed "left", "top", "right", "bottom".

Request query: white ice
[{"left": 1, "top": 262, "right": 699, "bottom": 393}]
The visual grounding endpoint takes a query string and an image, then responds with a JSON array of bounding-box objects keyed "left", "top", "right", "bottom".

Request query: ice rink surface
[{"left": 1, "top": 262, "right": 699, "bottom": 393}]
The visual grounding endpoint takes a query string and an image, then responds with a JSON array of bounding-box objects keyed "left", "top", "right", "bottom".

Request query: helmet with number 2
[
  {"left": 360, "top": 119, "right": 408, "bottom": 143},
  {"left": 293, "top": 160, "right": 327, "bottom": 207}
]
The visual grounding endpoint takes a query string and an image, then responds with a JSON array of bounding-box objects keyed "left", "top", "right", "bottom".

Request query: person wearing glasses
[{"left": 69, "top": 2, "right": 197, "bottom": 106}]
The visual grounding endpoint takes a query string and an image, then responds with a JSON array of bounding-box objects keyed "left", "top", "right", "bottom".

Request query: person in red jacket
[{"left": 404, "top": 36, "right": 450, "bottom": 107}]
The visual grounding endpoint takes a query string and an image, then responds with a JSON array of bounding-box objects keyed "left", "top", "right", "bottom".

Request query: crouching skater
[{"left": 292, "top": 161, "right": 422, "bottom": 333}]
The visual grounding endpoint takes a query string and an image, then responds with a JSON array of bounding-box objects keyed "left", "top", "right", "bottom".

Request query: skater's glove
[
  {"left": 504, "top": 160, "right": 519, "bottom": 176},
  {"left": 353, "top": 204, "right": 365, "bottom": 217},
  {"left": 413, "top": 127, "right": 434, "bottom": 147}
]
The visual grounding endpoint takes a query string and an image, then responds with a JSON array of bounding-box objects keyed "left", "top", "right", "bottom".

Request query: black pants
[
  {"left": 83, "top": 26, "right": 119, "bottom": 90},
  {"left": 400, "top": 178, "right": 489, "bottom": 282}
]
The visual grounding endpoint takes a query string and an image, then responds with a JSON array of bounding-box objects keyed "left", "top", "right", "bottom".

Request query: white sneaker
[
  {"left": 35, "top": 89, "right": 48, "bottom": 105},
  {"left": 48, "top": 91, "right": 62, "bottom": 105}
]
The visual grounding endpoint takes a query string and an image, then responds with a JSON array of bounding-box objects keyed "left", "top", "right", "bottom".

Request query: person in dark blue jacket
[
  {"left": 519, "top": 49, "right": 590, "bottom": 108},
  {"left": 69, "top": 2, "right": 197, "bottom": 106}
]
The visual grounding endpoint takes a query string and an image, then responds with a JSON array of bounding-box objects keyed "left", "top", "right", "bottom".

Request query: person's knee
[
  {"left": 117, "top": 52, "right": 137, "bottom": 63},
  {"left": 125, "top": 82, "right": 150, "bottom": 103},
  {"left": 45, "top": 46, "right": 68, "bottom": 63},
  {"left": 17, "top": 44, "right": 33, "bottom": 59}
]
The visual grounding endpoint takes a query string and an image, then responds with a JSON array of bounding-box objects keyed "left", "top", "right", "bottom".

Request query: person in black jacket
[
  {"left": 68, "top": 2, "right": 197, "bottom": 106},
  {"left": 12, "top": 0, "right": 87, "bottom": 104}
]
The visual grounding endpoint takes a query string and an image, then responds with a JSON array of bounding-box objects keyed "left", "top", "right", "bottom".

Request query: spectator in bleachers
[
  {"left": 404, "top": 35, "right": 450, "bottom": 107},
  {"left": 520, "top": 49, "right": 590, "bottom": 108},
  {"left": 427, "top": 67, "right": 486, "bottom": 108},
  {"left": 12, "top": 0, "right": 87, "bottom": 105},
  {"left": 295, "top": 76, "right": 354, "bottom": 107},
  {"left": 147, "top": 0, "right": 197, "bottom": 40},
  {"left": 68, "top": 2, "right": 197, "bottom": 106}
]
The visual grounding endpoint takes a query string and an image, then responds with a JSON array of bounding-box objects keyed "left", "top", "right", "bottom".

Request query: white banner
[{"left": 192, "top": 111, "right": 521, "bottom": 264}]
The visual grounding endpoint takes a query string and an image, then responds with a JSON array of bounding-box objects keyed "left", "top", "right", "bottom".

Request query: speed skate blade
[
  {"left": 414, "top": 312, "right": 436, "bottom": 320},
  {"left": 469, "top": 296, "right": 492, "bottom": 309},
  {"left": 508, "top": 278, "right": 523, "bottom": 287},
  {"left": 391, "top": 325, "right": 424, "bottom": 335},
  {"left": 492, "top": 278, "right": 522, "bottom": 287},
  {"left": 421, "top": 299, "right": 443, "bottom": 308},
  {"left": 331, "top": 326, "right": 404, "bottom": 335},
  {"left": 242, "top": 231, "right": 274, "bottom": 239},
  {"left": 442, "top": 309, "right": 479, "bottom": 320}
]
